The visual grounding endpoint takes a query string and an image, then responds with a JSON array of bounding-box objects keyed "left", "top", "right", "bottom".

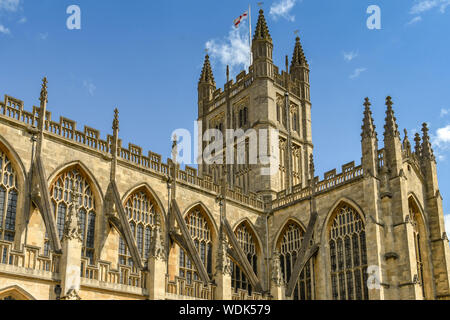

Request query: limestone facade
[{"left": 0, "top": 9, "right": 449, "bottom": 300}]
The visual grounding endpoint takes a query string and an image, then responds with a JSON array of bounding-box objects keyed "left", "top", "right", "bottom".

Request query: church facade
[{"left": 0, "top": 9, "right": 449, "bottom": 300}]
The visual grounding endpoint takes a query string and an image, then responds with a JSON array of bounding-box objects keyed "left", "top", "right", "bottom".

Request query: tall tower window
[
  {"left": 0, "top": 150, "right": 18, "bottom": 242},
  {"left": 329, "top": 204, "right": 368, "bottom": 300},
  {"left": 50, "top": 168, "right": 96, "bottom": 263},
  {"left": 278, "top": 222, "right": 315, "bottom": 300}
]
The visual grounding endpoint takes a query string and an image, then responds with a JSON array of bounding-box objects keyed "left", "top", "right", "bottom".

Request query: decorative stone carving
[
  {"left": 216, "top": 232, "right": 232, "bottom": 276},
  {"left": 60, "top": 289, "right": 81, "bottom": 301},
  {"left": 271, "top": 251, "right": 284, "bottom": 287},
  {"left": 62, "top": 185, "right": 82, "bottom": 242},
  {"left": 150, "top": 217, "right": 166, "bottom": 261}
]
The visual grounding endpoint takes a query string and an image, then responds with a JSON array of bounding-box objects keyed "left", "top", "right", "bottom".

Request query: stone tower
[{"left": 197, "top": 9, "right": 313, "bottom": 199}]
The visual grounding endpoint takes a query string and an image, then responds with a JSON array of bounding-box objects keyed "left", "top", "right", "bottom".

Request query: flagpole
[{"left": 249, "top": 4, "right": 252, "bottom": 67}]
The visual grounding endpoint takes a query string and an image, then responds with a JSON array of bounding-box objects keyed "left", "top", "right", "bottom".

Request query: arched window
[
  {"left": 329, "top": 204, "right": 368, "bottom": 300},
  {"left": 231, "top": 222, "right": 258, "bottom": 295},
  {"left": 278, "top": 222, "right": 315, "bottom": 300},
  {"left": 119, "top": 190, "right": 159, "bottom": 266},
  {"left": 409, "top": 197, "right": 429, "bottom": 299},
  {"left": 0, "top": 150, "right": 18, "bottom": 242},
  {"left": 50, "top": 168, "right": 96, "bottom": 263},
  {"left": 180, "top": 208, "right": 213, "bottom": 282}
]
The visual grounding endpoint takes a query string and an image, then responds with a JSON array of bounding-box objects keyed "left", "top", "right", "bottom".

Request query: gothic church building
[{"left": 0, "top": 9, "right": 449, "bottom": 300}]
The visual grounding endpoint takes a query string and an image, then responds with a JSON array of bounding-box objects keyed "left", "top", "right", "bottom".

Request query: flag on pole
[{"left": 234, "top": 11, "right": 249, "bottom": 28}]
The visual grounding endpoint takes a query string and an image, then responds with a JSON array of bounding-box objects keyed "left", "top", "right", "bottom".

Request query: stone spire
[
  {"left": 112, "top": 108, "right": 119, "bottom": 132},
  {"left": 362, "top": 98, "right": 376, "bottom": 139},
  {"left": 290, "top": 36, "right": 308, "bottom": 68},
  {"left": 421, "top": 123, "right": 435, "bottom": 161},
  {"left": 39, "top": 77, "right": 48, "bottom": 106},
  {"left": 253, "top": 9, "right": 272, "bottom": 42},
  {"left": 414, "top": 133, "right": 422, "bottom": 158},
  {"left": 383, "top": 96, "right": 403, "bottom": 175},
  {"left": 384, "top": 96, "right": 400, "bottom": 139},
  {"left": 199, "top": 54, "right": 215, "bottom": 85},
  {"left": 361, "top": 98, "right": 379, "bottom": 176},
  {"left": 403, "top": 129, "right": 412, "bottom": 155},
  {"left": 309, "top": 153, "right": 315, "bottom": 183},
  {"left": 36, "top": 77, "right": 48, "bottom": 156}
]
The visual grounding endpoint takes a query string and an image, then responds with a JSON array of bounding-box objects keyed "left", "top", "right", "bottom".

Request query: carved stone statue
[
  {"left": 62, "top": 184, "right": 82, "bottom": 242},
  {"left": 271, "top": 250, "right": 284, "bottom": 287},
  {"left": 217, "top": 231, "right": 232, "bottom": 276}
]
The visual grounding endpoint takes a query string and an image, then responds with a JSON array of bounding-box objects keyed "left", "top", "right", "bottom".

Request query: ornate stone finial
[
  {"left": 384, "top": 96, "right": 400, "bottom": 139},
  {"left": 414, "top": 133, "right": 422, "bottom": 157},
  {"left": 253, "top": 8, "right": 272, "bottom": 42},
  {"left": 150, "top": 215, "right": 166, "bottom": 261},
  {"left": 63, "top": 183, "right": 82, "bottom": 242},
  {"left": 226, "top": 65, "right": 230, "bottom": 83},
  {"left": 199, "top": 54, "right": 216, "bottom": 85},
  {"left": 171, "top": 134, "right": 178, "bottom": 163},
  {"left": 362, "top": 97, "right": 376, "bottom": 139},
  {"left": 271, "top": 250, "right": 284, "bottom": 286},
  {"left": 39, "top": 77, "right": 48, "bottom": 105},
  {"left": 112, "top": 108, "right": 119, "bottom": 131},
  {"left": 216, "top": 231, "right": 232, "bottom": 276},
  {"left": 309, "top": 153, "right": 315, "bottom": 182},
  {"left": 403, "top": 129, "right": 411, "bottom": 154},
  {"left": 421, "top": 123, "right": 435, "bottom": 161},
  {"left": 291, "top": 33, "right": 308, "bottom": 68}
]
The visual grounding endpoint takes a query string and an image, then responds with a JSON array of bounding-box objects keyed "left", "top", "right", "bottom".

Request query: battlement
[
  {"left": 0, "top": 94, "right": 264, "bottom": 211},
  {"left": 271, "top": 160, "right": 364, "bottom": 210},
  {"left": 206, "top": 64, "right": 306, "bottom": 114}
]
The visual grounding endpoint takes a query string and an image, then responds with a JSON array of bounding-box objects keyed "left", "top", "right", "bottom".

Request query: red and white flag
[{"left": 234, "top": 11, "right": 248, "bottom": 28}]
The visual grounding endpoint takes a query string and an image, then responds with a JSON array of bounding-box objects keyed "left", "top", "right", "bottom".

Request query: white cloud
[
  {"left": 410, "top": 0, "right": 450, "bottom": 14},
  {"left": 269, "top": 0, "right": 298, "bottom": 22},
  {"left": 406, "top": 16, "right": 423, "bottom": 25},
  {"left": 205, "top": 25, "right": 250, "bottom": 75},
  {"left": 441, "top": 109, "right": 450, "bottom": 117},
  {"left": 18, "top": 16, "right": 26, "bottom": 23},
  {"left": 0, "top": 0, "right": 20, "bottom": 12},
  {"left": 0, "top": 24, "right": 10, "bottom": 34},
  {"left": 444, "top": 214, "right": 450, "bottom": 238},
  {"left": 431, "top": 125, "right": 450, "bottom": 161},
  {"left": 343, "top": 51, "right": 358, "bottom": 62},
  {"left": 349, "top": 68, "right": 367, "bottom": 80},
  {"left": 38, "top": 32, "right": 48, "bottom": 40},
  {"left": 83, "top": 80, "right": 96, "bottom": 96},
  {"left": 435, "top": 125, "right": 450, "bottom": 146}
]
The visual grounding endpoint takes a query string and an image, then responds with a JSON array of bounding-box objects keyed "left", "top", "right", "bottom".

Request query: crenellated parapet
[
  {"left": 272, "top": 160, "right": 364, "bottom": 210},
  {"left": 0, "top": 94, "right": 264, "bottom": 211}
]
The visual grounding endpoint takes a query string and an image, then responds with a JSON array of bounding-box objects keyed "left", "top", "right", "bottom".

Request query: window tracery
[{"left": 329, "top": 204, "right": 368, "bottom": 300}]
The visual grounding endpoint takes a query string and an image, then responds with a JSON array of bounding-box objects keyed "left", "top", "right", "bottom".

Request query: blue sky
[{"left": 0, "top": 0, "right": 449, "bottom": 224}]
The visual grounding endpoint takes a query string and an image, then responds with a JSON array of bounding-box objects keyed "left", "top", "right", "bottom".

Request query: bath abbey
[{"left": 0, "top": 9, "right": 449, "bottom": 300}]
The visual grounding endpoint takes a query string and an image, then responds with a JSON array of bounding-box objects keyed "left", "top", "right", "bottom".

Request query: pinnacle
[
  {"left": 384, "top": 96, "right": 400, "bottom": 139},
  {"left": 253, "top": 9, "right": 272, "bottom": 42},
  {"left": 40, "top": 77, "right": 48, "bottom": 105},
  {"left": 112, "top": 108, "right": 119, "bottom": 131},
  {"left": 199, "top": 54, "right": 215, "bottom": 85},
  {"left": 421, "top": 122, "right": 435, "bottom": 160},
  {"left": 362, "top": 97, "right": 376, "bottom": 139},
  {"left": 291, "top": 35, "right": 308, "bottom": 68}
]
